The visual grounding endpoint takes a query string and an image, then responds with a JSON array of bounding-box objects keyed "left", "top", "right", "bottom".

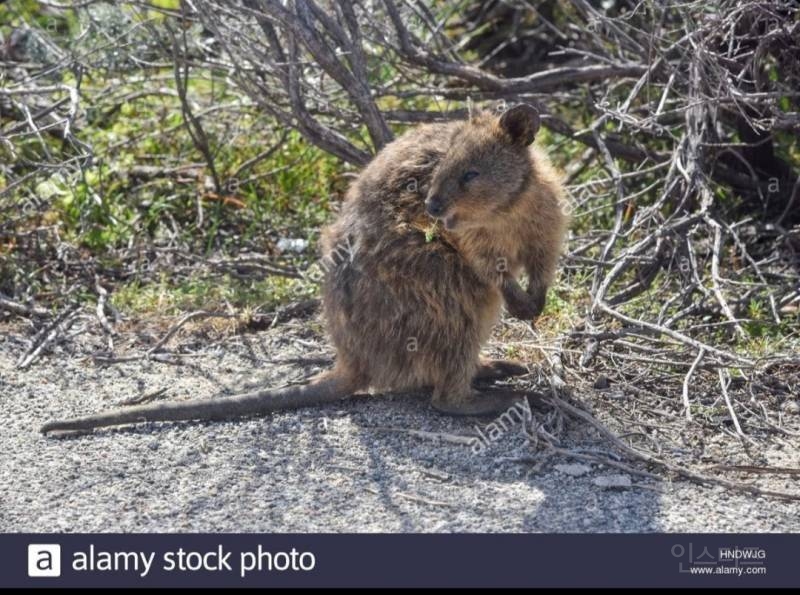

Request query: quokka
[{"left": 42, "top": 104, "right": 568, "bottom": 435}]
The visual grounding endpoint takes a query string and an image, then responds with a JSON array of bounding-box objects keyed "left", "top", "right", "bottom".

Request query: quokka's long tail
[{"left": 40, "top": 372, "right": 354, "bottom": 435}]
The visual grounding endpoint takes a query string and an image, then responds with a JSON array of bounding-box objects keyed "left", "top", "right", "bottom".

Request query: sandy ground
[{"left": 2, "top": 318, "right": 799, "bottom": 533}]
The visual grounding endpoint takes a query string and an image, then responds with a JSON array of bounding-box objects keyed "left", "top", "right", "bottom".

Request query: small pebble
[
  {"left": 555, "top": 463, "right": 592, "bottom": 477},
  {"left": 593, "top": 474, "right": 632, "bottom": 489}
]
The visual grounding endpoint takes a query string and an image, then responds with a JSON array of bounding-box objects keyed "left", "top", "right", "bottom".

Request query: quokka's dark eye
[{"left": 461, "top": 170, "right": 480, "bottom": 183}]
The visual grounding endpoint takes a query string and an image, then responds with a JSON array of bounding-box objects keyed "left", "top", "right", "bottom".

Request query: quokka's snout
[{"left": 424, "top": 193, "right": 447, "bottom": 217}]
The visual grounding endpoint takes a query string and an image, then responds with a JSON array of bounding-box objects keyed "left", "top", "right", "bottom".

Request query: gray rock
[
  {"left": 593, "top": 474, "right": 632, "bottom": 489},
  {"left": 554, "top": 463, "right": 592, "bottom": 477}
]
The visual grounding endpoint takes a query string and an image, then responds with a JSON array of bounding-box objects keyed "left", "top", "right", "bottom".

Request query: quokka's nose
[{"left": 425, "top": 196, "right": 446, "bottom": 217}]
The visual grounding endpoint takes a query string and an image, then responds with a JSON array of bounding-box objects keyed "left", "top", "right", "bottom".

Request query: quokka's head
[{"left": 425, "top": 104, "right": 540, "bottom": 232}]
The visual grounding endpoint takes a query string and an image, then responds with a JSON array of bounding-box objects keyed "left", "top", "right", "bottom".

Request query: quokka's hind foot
[
  {"left": 432, "top": 388, "right": 524, "bottom": 416},
  {"left": 474, "top": 359, "right": 528, "bottom": 383}
]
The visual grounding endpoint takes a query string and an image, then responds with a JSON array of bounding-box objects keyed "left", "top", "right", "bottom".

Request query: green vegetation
[
  {"left": 111, "top": 273, "right": 316, "bottom": 316},
  {"left": 1, "top": 2, "right": 346, "bottom": 312}
]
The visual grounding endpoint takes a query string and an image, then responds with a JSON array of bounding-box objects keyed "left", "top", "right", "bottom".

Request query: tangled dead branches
[{"left": 186, "top": 0, "right": 800, "bottom": 430}]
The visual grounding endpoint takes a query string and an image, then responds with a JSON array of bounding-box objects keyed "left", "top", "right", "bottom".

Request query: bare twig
[{"left": 681, "top": 348, "right": 706, "bottom": 421}]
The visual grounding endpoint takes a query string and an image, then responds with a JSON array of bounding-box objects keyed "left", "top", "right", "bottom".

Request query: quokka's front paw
[{"left": 504, "top": 287, "right": 546, "bottom": 321}]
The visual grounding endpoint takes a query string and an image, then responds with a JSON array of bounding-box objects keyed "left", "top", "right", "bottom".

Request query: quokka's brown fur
[
  {"left": 321, "top": 104, "right": 568, "bottom": 414},
  {"left": 41, "top": 105, "right": 568, "bottom": 434}
]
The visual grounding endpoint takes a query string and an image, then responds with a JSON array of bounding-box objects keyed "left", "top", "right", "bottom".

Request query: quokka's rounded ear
[{"left": 499, "top": 104, "right": 540, "bottom": 146}]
